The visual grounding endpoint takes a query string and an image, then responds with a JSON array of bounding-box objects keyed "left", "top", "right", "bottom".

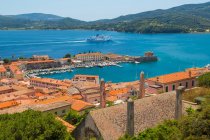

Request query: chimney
[
  {"left": 100, "top": 78, "right": 106, "bottom": 108},
  {"left": 188, "top": 70, "right": 192, "bottom": 77},
  {"left": 127, "top": 98, "right": 134, "bottom": 136},
  {"left": 138, "top": 71, "right": 145, "bottom": 99},
  {"left": 175, "top": 86, "right": 185, "bottom": 120}
]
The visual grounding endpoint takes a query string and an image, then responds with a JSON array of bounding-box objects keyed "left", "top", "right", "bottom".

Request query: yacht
[{"left": 87, "top": 34, "right": 112, "bottom": 42}]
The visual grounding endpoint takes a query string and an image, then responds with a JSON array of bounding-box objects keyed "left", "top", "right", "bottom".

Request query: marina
[{"left": 0, "top": 30, "right": 210, "bottom": 82}]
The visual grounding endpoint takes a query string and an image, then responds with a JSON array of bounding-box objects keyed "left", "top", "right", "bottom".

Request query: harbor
[{"left": 24, "top": 52, "right": 158, "bottom": 80}]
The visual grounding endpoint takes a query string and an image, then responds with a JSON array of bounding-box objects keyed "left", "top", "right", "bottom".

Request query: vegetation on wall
[
  {"left": 64, "top": 109, "right": 88, "bottom": 126},
  {"left": 119, "top": 97, "right": 210, "bottom": 140},
  {"left": 198, "top": 72, "right": 210, "bottom": 88}
]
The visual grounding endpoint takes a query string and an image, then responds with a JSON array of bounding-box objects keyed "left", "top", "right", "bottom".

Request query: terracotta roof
[
  {"left": 9, "top": 65, "right": 22, "bottom": 74},
  {"left": 74, "top": 74, "right": 99, "bottom": 78},
  {"left": 76, "top": 52, "right": 103, "bottom": 57},
  {"left": 26, "top": 60, "right": 55, "bottom": 64},
  {"left": 104, "top": 53, "right": 123, "bottom": 58},
  {"left": 0, "top": 65, "right": 6, "bottom": 73},
  {"left": 56, "top": 117, "right": 75, "bottom": 132},
  {"left": 30, "top": 78, "right": 70, "bottom": 87},
  {"left": 32, "top": 101, "right": 70, "bottom": 112},
  {"left": 106, "top": 96, "right": 118, "bottom": 102},
  {"left": 72, "top": 94, "right": 83, "bottom": 100},
  {"left": 148, "top": 71, "right": 198, "bottom": 84},
  {"left": 59, "top": 58, "right": 70, "bottom": 61},
  {"left": 0, "top": 86, "right": 12, "bottom": 92},
  {"left": 0, "top": 100, "right": 19, "bottom": 110},
  {"left": 109, "top": 88, "right": 129, "bottom": 96},
  {"left": 36, "top": 95, "right": 72, "bottom": 104},
  {"left": 71, "top": 100, "right": 94, "bottom": 112},
  {"left": 35, "top": 92, "right": 45, "bottom": 97}
]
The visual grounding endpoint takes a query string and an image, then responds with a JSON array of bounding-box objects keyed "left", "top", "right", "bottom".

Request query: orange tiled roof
[
  {"left": 109, "top": 88, "right": 129, "bottom": 96},
  {"left": 71, "top": 100, "right": 94, "bottom": 112},
  {"left": 76, "top": 52, "right": 103, "bottom": 57},
  {"left": 106, "top": 96, "right": 118, "bottom": 102},
  {"left": 9, "top": 65, "right": 22, "bottom": 74},
  {"left": 26, "top": 60, "right": 55, "bottom": 64},
  {"left": 0, "top": 100, "right": 19, "bottom": 110},
  {"left": 59, "top": 58, "right": 70, "bottom": 61},
  {"left": 56, "top": 117, "right": 75, "bottom": 132},
  {"left": 0, "top": 65, "right": 6, "bottom": 73},
  {"left": 72, "top": 94, "right": 83, "bottom": 100},
  {"left": 35, "top": 92, "right": 45, "bottom": 97},
  {"left": 30, "top": 77, "right": 70, "bottom": 87},
  {"left": 74, "top": 74, "right": 99, "bottom": 78},
  {"left": 148, "top": 71, "right": 198, "bottom": 84},
  {"left": 36, "top": 95, "right": 72, "bottom": 104}
]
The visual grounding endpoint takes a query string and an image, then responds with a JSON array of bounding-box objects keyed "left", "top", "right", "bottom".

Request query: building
[
  {"left": 0, "top": 86, "right": 15, "bottom": 94},
  {"left": 58, "top": 58, "right": 71, "bottom": 65},
  {"left": 30, "top": 78, "right": 71, "bottom": 89},
  {"left": 147, "top": 70, "right": 198, "bottom": 94},
  {"left": 32, "top": 55, "right": 49, "bottom": 60},
  {"left": 75, "top": 52, "right": 104, "bottom": 62},
  {"left": 73, "top": 92, "right": 177, "bottom": 140},
  {"left": 25, "top": 60, "right": 61, "bottom": 70},
  {"left": 9, "top": 65, "right": 24, "bottom": 80},
  {"left": 104, "top": 53, "right": 125, "bottom": 61},
  {"left": 0, "top": 65, "right": 7, "bottom": 79},
  {"left": 71, "top": 100, "right": 95, "bottom": 113},
  {"left": 134, "top": 51, "right": 158, "bottom": 63},
  {"left": 72, "top": 75, "right": 99, "bottom": 85},
  {"left": 32, "top": 101, "right": 71, "bottom": 116},
  {"left": 0, "top": 100, "right": 19, "bottom": 110},
  {"left": 108, "top": 88, "right": 131, "bottom": 101}
]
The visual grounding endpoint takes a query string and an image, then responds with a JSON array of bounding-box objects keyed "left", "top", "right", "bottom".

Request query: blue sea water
[{"left": 0, "top": 30, "right": 210, "bottom": 83}]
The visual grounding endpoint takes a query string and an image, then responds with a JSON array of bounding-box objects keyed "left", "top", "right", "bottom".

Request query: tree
[
  {"left": 0, "top": 110, "right": 72, "bottom": 140},
  {"left": 198, "top": 72, "right": 210, "bottom": 88},
  {"left": 64, "top": 53, "right": 71, "bottom": 58},
  {"left": 64, "top": 109, "right": 84, "bottom": 126},
  {"left": 3, "top": 58, "right": 11, "bottom": 64}
]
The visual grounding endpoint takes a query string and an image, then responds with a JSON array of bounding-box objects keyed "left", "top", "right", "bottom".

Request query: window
[
  {"left": 172, "top": 85, "right": 176, "bottom": 91},
  {"left": 165, "top": 86, "right": 168, "bottom": 92},
  {"left": 62, "top": 110, "right": 66, "bottom": 113},
  {"left": 55, "top": 112, "right": 57, "bottom": 115},
  {"left": 179, "top": 83, "right": 182, "bottom": 86},
  {"left": 186, "top": 82, "right": 188, "bottom": 88},
  {"left": 192, "top": 80, "right": 195, "bottom": 87}
]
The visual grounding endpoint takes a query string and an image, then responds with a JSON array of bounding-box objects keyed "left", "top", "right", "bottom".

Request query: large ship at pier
[{"left": 86, "top": 34, "right": 112, "bottom": 42}]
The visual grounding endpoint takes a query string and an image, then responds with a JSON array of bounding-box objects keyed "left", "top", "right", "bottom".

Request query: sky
[{"left": 0, "top": 0, "right": 209, "bottom": 21}]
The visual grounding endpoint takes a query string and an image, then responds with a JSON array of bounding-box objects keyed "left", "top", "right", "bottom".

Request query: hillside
[
  {"left": 7, "top": 13, "right": 64, "bottom": 21},
  {"left": 0, "top": 2, "right": 210, "bottom": 33}
]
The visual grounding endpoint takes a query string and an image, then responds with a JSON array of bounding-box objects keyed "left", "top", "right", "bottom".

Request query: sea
[{"left": 0, "top": 30, "right": 210, "bottom": 83}]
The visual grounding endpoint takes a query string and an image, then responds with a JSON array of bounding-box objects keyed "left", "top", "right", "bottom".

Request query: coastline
[{"left": 0, "top": 28, "right": 210, "bottom": 34}]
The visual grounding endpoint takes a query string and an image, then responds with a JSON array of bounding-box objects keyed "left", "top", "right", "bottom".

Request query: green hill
[{"left": 0, "top": 2, "right": 210, "bottom": 33}]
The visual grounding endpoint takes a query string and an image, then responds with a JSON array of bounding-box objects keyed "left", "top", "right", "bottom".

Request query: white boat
[
  {"left": 135, "top": 61, "right": 140, "bottom": 64},
  {"left": 87, "top": 34, "right": 112, "bottom": 42}
]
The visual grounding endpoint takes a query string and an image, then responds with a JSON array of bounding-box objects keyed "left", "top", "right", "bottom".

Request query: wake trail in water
[{"left": 0, "top": 40, "right": 87, "bottom": 47}]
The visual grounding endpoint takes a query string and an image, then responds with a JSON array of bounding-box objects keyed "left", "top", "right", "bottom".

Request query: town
[{"left": 0, "top": 52, "right": 209, "bottom": 139}]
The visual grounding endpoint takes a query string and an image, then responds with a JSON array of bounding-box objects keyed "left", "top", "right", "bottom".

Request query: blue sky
[{"left": 0, "top": 0, "right": 209, "bottom": 21}]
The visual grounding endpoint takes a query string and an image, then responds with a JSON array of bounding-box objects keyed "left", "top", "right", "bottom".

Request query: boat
[
  {"left": 86, "top": 34, "right": 112, "bottom": 42},
  {"left": 135, "top": 61, "right": 140, "bottom": 64}
]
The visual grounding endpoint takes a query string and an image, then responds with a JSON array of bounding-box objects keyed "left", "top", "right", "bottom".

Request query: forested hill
[{"left": 0, "top": 2, "right": 210, "bottom": 33}]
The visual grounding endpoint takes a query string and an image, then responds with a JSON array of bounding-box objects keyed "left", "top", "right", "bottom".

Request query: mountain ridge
[{"left": 0, "top": 2, "right": 210, "bottom": 33}]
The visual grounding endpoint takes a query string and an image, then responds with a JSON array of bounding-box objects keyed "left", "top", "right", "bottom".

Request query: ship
[{"left": 86, "top": 34, "right": 112, "bottom": 42}]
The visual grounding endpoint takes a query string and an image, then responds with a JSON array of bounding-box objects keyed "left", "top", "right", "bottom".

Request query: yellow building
[{"left": 75, "top": 52, "right": 104, "bottom": 62}]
